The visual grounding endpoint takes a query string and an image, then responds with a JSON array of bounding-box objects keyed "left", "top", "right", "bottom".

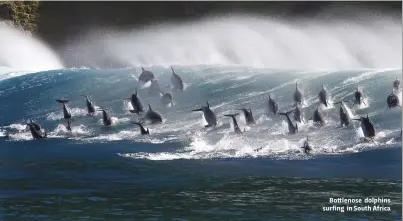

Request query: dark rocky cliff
[{"left": 1, "top": 1, "right": 400, "bottom": 48}]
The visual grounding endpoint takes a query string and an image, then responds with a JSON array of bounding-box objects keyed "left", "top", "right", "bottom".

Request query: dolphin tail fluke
[{"left": 56, "top": 99, "right": 69, "bottom": 104}]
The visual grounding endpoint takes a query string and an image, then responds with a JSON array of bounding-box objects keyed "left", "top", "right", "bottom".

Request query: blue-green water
[{"left": 0, "top": 66, "right": 402, "bottom": 220}]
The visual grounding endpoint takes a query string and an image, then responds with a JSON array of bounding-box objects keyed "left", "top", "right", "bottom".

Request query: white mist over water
[
  {"left": 65, "top": 14, "right": 401, "bottom": 70},
  {"left": 0, "top": 22, "right": 64, "bottom": 72}
]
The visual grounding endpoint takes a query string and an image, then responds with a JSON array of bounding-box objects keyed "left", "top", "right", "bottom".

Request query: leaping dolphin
[
  {"left": 125, "top": 89, "right": 144, "bottom": 114},
  {"left": 224, "top": 113, "right": 242, "bottom": 134},
  {"left": 387, "top": 90, "right": 401, "bottom": 108},
  {"left": 393, "top": 77, "right": 400, "bottom": 91},
  {"left": 132, "top": 122, "right": 149, "bottom": 135},
  {"left": 160, "top": 92, "right": 173, "bottom": 107},
  {"left": 25, "top": 121, "right": 47, "bottom": 139},
  {"left": 293, "top": 104, "right": 304, "bottom": 123},
  {"left": 236, "top": 108, "right": 255, "bottom": 125},
  {"left": 97, "top": 108, "right": 112, "bottom": 126},
  {"left": 192, "top": 101, "right": 217, "bottom": 128},
  {"left": 318, "top": 83, "right": 329, "bottom": 107},
  {"left": 138, "top": 67, "right": 155, "bottom": 84},
  {"left": 353, "top": 114, "right": 376, "bottom": 140},
  {"left": 268, "top": 94, "right": 279, "bottom": 115},
  {"left": 145, "top": 104, "right": 163, "bottom": 124},
  {"left": 148, "top": 79, "right": 162, "bottom": 95},
  {"left": 170, "top": 66, "right": 184, "bottom": 91},
  {"left": 56, "top": 99, "right": 72, "bottom": 120},
  {"left": 353, "top": 88, "right": 366, "bottom": 106},
  {"left": 80, "top": 95, "right": 96, "bottom": 115},
  {"left": 334, "top": 101, "right": 351, "bottom": 127},
  {"left": 278, "top": 110, "right": 298, "bottom": 134},
  {"left": 301, "top": 136, "right": 312, "bottom": 154},
  {"left": 310, "top": 103, "right": 325, "bottom": 126},
  {"left": 66, "top": 120, "right": 72, "bottom": 132},
  {"left": 294, "top": 82, "right": 303, "bottom": 106}
]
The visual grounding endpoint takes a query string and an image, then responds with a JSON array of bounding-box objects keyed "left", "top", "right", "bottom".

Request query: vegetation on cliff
[{"left": 0, "top": 1, "right": 40, "bottom": 33}]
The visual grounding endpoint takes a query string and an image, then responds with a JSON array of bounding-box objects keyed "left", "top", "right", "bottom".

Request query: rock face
[{"left": 0, "top": 1, "right": 40, "bottom": 34}]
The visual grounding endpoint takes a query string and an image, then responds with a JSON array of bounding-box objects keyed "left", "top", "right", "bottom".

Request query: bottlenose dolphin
[
  {"left": 387, "top": 91, "right": 401, "bottom": 108},
  {"left": 294, "top": 82, "right": 303, "bottom": 106},
  {"left": 318, "top": 83, "right": 329, "bottom": 107},
  {"left": 132, "top": 122, "right": 149, "bottom": 135},
  {"left": 170, "top": 66, "right": 184, "bottom": 91},
  {"left": 293, "top": 104, "right": 304, "bottom": 123},
  {"left": 125, "top": 90, "right": 144, "bottom": 114},
  {"left": 145, "top": 104, "right": 163, "bottom": 124},
  {"left": 236, "top": 108, "right": 255, "bottom": 125},
  {"left": 26, "top": 122, "right": 47, "bottom": 139},
  {"left": 160, "top": 92, "right": 173, "bottom": 107},
  {"left": 268, "top": 94, "right": 279, "bottom": 115},
  {"left": 353, "top": 114, "right": 376, "bottom": 140},
  {"left": 334, "top": 101, "right": 351, "bottom": 127},
  {"left": 56, "top": 99, "right": 72, "bottom": 119},
  {"left": 97, "top": 108, "right": 112, "bottom": 126},
  {"left": 224, "top": 113, "right": 242, "bottom": 134},
  {"left": 278, "top": 110, "right": 298, "bottom": 134},
  {"left": 138, "top": 67, "right": 155, "bottom": 84},
  {"left": 301, "top": 136, "right": 312, "bottom": 154},
  {"left": 80, "top": 95, "right": 96, "bottom": 115},
  {"left": 148, "top": 79, "right": 162, "bottom": 95},
  {"left": 393, "top": 77, "right": 400, "bottom": 91},
  {"left": 66, "top": 120, "right": 72, "bottom": 132},
  {"left": 310, "top": 104, "right": 325, "bottom": 126},
  {"left": 192, "top": 101, "right": 217, "bottom": 128},
  {"left": 28, "top": 119, "right": 41, "bottom": 131},
  {"left": 353, "top": 88, "right": 366, "bottom": 106}
]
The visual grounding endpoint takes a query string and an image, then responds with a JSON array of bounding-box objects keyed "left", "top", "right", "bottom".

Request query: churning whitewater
[{"left": 0, "top": 15, "right": 401, "bottom": 162}]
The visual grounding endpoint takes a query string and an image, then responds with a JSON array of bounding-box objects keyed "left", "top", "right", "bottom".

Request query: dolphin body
[
  {"left": 126, "top": 90, "right": 144, "bottom": 114},
  {"left": 334, "top": 101, "right": 351, "bottom": 127},
  {"left": 387, "top": 91, "right": 401, "bottom": 108},
  {"left": 278, "top": 110, "right": 298, "bottom": 134},
  {"left": 236, "top": 108, "right": 255, "bottom": 125},
  {"left": 66, "top": 120, "right": 72, "bottom": 132},
  {"left": 145, "top": 104, "right": 163, "bottom": 124},
  {"left": 148, "top": 79, "right": 162, "bottom": 95},
  {"left": 294, "top": 82, "right": 303, "bottom": 106},
  {"left": 132, "top": 122, "right": 149, "bottom": 135},
  {"left": 318, "top": 84, "right": 328, "bottom": 107},
  {"left": 393, "top": 77, "right": 400, "bottom": 91},
  {"left": 311, "top": 104, "right": 325, "bottom": 126},
  {"left": 224, "top": 113, "right": 242, "bottom": 134},
  {"left": 353, "top": 88, "right": 366, "bottom": 106},
  {"left": 138, "top": 67, "right": 155, "bottom": 84},
  {"left": 353, "top": 114, "right": 376, "bottom": 140},
  {"left": 268, "top": 94, "right": 279, "bottom": 115},
  {"left": 26, "top": 121, "right": 47, "bottom": 139},
  {"left": 293, "top": 104, "right": 304, "bottom": 123},
  {"left": 160, "top": 92, "right": 173, "bottom": 107},
  {"left": 301, "top": 136, "right": 312, "bottom": 154},
  {"left": 192, "top": 101, "right": 217, "bottom": 128},
  {"left": 97, "top": 108, "right": 112, "bottom": 126},
  {"left": 80, "top": 95, "right": 96, "bottom": 115},
  {"left": 56, "top": 99, "right": 72, "bottom": 119},
  {"left": 170, "top": 66, "right": 184, "bottom": 91}
]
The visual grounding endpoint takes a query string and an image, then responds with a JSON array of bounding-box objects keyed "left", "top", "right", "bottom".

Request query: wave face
[
  {"left": 0, "top": 67, "right": 401, "bottom": 162},
  {"left": 0, "top": 22, "right": 64, "bottom": 73},
  {"left": 63, "top": 15, "right": 402, "bottom": 69}
]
